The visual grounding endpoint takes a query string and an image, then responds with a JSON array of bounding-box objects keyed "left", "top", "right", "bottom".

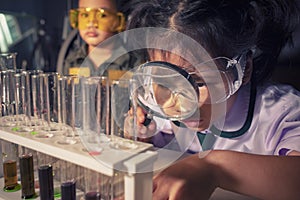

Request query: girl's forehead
[
  {"left": 149, "top": 50, "right": 192, "bottom": 69},
  {"left": 149, "top": 50, "right": 216, "bottom": 71},
  {"left": 79, "top": 0, "right": 117, "bottom": 11}
]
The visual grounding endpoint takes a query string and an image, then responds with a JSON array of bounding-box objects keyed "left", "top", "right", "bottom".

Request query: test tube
[
  {"left": 2, "top": 141, "right": 20, "bottom": 192},
  {"left": 19, "top": 153, "right": 36, "bottom": 199},
  {"left": 61, "top": 179, "right": 76, "bottom": 200},
  {"left": 84, "top": 168, "right": 101, "bottom": 200},
  {"left": 38, "top": 164, "right": 54, "bottom": 200},
  {"left": 60, "top": 160, "right": 78, "bottom": 199}
]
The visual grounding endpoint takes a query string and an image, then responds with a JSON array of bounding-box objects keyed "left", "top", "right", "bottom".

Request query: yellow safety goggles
[{"left": 69, "top": 8, "right": 125, "bottom": 32}]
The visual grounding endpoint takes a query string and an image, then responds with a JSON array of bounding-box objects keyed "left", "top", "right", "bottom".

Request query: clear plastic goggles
[
  {"left": 133, "top": 53, "right": 247, "bottom": 121},
  {"left": 69, "top": 8, "right": 125, "bottom": 32}
]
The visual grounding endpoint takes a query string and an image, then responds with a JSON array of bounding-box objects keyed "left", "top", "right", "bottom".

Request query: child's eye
[
  {"left": 197, "top": 82, "right": 206, "bottom": 87},
  {"left": 190, "top": 74, "right": 206, "bottom": 87},
  {"left": 101, "top": 13, "right": 107, "bottom": 18},
  {"left": 80, "top": 12, "right": 89, "bottom": 18}
]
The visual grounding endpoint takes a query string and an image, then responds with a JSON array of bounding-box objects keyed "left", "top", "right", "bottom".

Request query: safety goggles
[
  {"left": 132, "top": 52, "right": 248, "bottom": 120},
  {"left": 69, "top": 8, "right": 125, "bottom": 32}
]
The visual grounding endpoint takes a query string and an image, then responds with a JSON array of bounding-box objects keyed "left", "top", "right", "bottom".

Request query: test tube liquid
[
  {"left": 19, "top": 153, "right": 36, "bottom": 199},
  {"left": 61, "top": 180, "right": 76, "bottom": 200},
  {"left": 3, "top": 160, "right": 18, "bottom": 191},
  {"left": 85, "top": 191, "right": 101, "bottom": 200},
  {"left": 2, "top": 141, "right": 20, "bottom": 192},
  {"left": 38, "top": 164, "right": 54, "bottom": 200}
]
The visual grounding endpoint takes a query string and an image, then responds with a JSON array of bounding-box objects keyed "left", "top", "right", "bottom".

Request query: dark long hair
[{"left": 124, "top": 0, "right": 299, "bottom": 84}]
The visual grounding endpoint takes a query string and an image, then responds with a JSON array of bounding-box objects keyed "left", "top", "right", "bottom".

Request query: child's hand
[
  {"left": 152, "top": 152, "right": 216, "bottom": 200},
  {"left": 124, "top": 106, "right": 157, "bottom": 143}
]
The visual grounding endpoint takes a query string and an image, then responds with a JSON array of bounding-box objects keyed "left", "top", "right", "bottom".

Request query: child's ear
[{"left": 242, "top": 53, "right": 253, "bottom": 85}]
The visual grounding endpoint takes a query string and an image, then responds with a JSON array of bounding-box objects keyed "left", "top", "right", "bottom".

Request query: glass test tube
[
  {"left": 2, "top": 141, "right": 20, "bottom": 192},
  {"left": 19, "top": 153, "right": 36, "bottom": 199},
  {"left": 38, "top": 164, "right": 54, "bottom": 200}
]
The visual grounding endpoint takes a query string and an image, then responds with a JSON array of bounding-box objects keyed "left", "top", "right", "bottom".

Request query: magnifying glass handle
[{"left": 142, "top": 116, "right": 152, "bottom": 126}]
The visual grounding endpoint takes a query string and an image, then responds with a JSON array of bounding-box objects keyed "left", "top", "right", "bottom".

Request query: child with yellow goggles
[{"left": 69, "top": 8, "right": 125, "bottom": 32}]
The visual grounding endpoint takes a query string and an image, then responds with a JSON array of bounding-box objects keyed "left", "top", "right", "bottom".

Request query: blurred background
[
  {"left": 0, "top": 0, "right": 299, "bottom": 89},
  {"left": 1, "top": 0, "right": 72, "bottom": 71}
]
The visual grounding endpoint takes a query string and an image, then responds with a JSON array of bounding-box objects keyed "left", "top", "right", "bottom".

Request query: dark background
[
  {"left": 0, "top": 0, "right": 76, "bottom": 71},
  {"left": 0, "top": 0, "right": 299, "bottom": 89}
]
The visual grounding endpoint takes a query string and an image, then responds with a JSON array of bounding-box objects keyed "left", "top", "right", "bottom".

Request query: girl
[{"left": 125, "top": 0, "right": 300, "bottom": 199}]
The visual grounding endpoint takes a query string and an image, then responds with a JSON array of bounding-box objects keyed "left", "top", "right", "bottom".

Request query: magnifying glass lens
[{"left": 134, "top": 62, "right": 199, "bottom": 121}]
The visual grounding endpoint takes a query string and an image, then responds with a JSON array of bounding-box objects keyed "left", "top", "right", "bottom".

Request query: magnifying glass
[
  {"left": 132, "top": 51, "right": 248, "bottom": 122},
  {"left": 133, "top": 61, "right": 200, "bottom": 121}
]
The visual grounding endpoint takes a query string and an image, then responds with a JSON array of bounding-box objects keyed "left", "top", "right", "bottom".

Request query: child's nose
[{"left": 87, "top": 14, "right": 98, "bottom": 28}]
